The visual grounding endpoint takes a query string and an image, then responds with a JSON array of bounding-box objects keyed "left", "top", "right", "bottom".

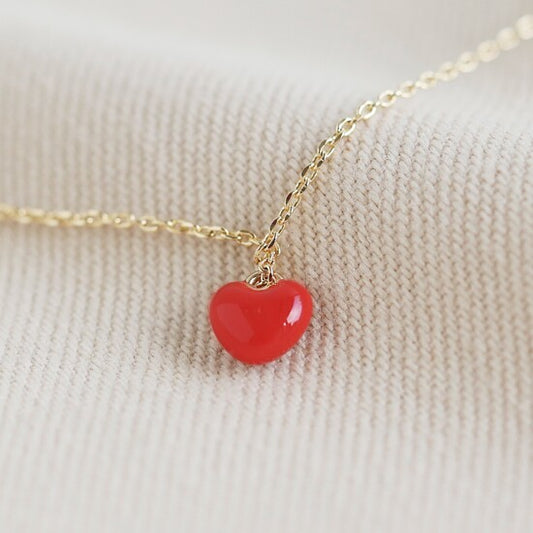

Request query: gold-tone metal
[
  {"left": 0, "top": 203, "right": 260, "bottom": 247},
  {"left": 1, "top": 14, "right": 532, "bottom": 282},
  {"left": 251, "top": 14, "right": 533, "bottom": 276},
  {"left": 245, "top": 264, "right": 283, "bottom": 289}
]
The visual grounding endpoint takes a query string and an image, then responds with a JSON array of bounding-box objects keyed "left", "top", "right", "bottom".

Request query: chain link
[
  {"left": 251, "top": 14, "right": 533, "bottom": 274},
  {"left": 0, "top": 203, "right": 260, "bottom": 247},
  {"left": 1, "top": 14, "right": 531, "bottom": 281}
]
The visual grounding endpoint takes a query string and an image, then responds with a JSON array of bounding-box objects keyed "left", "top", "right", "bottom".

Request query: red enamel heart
[{"left": 209, "top": 279, "right": 313, "bottom": 365}]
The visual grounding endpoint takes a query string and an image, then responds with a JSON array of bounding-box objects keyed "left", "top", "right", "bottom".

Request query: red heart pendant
[{"left": 209, "top": 279, "right": 313, "bottom": 365}]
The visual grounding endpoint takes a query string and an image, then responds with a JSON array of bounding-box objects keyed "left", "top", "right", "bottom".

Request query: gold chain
[
  {"left": 251, "top": 13, "right": 533, "bottom": 284},
  {"left": 1, "top": 14, "right": 532, "bottom": 285},
  {"left": 0, "top": 204, "right": 261, "bottom": 246}
]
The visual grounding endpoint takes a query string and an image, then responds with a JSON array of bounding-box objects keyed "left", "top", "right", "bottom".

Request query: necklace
[{"left": 1, "top": 15, "right": 532, "bottom": 364}]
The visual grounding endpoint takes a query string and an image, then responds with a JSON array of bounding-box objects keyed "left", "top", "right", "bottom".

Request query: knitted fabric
[{"left": 0, "top": 1, "right": 532, "bottom": 532}]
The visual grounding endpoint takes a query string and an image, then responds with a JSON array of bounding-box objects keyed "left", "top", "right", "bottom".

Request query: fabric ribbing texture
[{"left": 0, "top": 1, "right": 532, "bottom": 532}]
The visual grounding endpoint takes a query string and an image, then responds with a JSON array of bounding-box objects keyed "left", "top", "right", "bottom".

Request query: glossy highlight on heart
[{"left": 209, "top": 279, "right": 313, "bottom": 364}]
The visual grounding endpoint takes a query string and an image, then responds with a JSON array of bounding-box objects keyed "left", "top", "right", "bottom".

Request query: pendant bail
[
  {"left": 247, "top": 238, "right": 282, "bottom": 289},
  {"left": 245, "top": 263, "right": 282, "bottom": 289}
]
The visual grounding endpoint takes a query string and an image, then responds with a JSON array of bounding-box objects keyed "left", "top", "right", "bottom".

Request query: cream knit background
[{"left": 0, "top": 1, "right": 532, "bottom": 532}]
